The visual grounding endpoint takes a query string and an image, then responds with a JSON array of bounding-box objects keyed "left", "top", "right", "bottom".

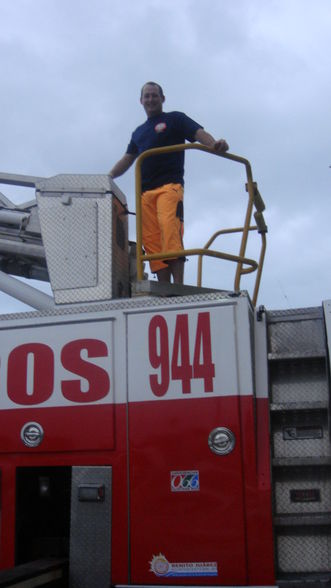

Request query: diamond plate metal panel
[
  {"left": 70, "top": 466, "right": 111, "bottom": 588},
  {"left": 277, "top": 531, "right": 331, "bottom": 573},
  {"left": 270, "top": 357, "right": 328, "bottom": 404},
  {"left": 52, "top": 198, "right": 113, "bottom": 303},
  {"left": 35, "top": 173, "right": 129, "bottom": 304},
  {"left": 36, "top": 173, "right": 126, "bottom": 206},
  {"left": 274, "top": 469, "right": 331, "bottom": 514},
  {"left": 0, "top": 290, "right": 242, "bottom": 322},
  {"left": 272, "top": 412, "right": 331, "bottom": 459},
  {"left": 268, "top": 307, "right": 323, "bottom": 319},
  {"left": 268, "top": 317, "right": 326, "bottom": 357},
  {"left": 38, "top": 198, "right": 98, "bottom": 290}
]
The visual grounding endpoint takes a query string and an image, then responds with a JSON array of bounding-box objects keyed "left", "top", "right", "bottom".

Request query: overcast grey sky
[{"left": 0, "top": 0, "right": 330, "bottom": 312}]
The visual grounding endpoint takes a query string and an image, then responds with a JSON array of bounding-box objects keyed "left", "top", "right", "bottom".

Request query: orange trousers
[{"left": 141, "top": 183, "right": 184, "bottom": 273}]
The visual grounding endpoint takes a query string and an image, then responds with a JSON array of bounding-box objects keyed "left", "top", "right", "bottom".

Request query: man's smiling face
[{"left": 140, "top": 83, "right": 165, "bottom": 118}]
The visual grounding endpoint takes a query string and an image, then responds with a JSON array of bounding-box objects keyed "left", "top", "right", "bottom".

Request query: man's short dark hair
[{"left": 141, "top": 82, "right": 165, "bottom": 99}]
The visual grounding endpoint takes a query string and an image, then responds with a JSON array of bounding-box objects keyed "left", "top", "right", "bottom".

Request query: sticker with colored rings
[{"left": 170, "top": 470, "right": 200, "bottom": 492}]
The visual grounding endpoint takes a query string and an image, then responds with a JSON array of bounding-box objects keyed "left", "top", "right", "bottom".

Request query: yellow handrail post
[
  {"left": 234, "top": 161, "right": 255, "bottom": 292},
  {"left": 135, "top": 161, "right": 144, "bottom": 281},
  {"left": 252, "top": 233, "right": 267, "bottom": 307}
]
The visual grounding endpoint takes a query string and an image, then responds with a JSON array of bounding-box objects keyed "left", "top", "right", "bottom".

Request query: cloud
[{"left": 0, "top": 0, "right": 330, "bottom": 311}]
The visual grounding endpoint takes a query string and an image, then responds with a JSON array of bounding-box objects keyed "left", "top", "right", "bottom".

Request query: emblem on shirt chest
[{"left": 154, "top": 122, "right": 167, "bottom": 133}]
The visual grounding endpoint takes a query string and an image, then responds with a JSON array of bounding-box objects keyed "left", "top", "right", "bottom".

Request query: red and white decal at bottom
[{"left": 150, "top": 553, "right": 218, "bottom": 577}]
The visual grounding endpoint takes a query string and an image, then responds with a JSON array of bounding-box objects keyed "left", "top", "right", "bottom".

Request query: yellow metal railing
[{"left": 135, "top": 144, "right": 267, "bottom": 306}]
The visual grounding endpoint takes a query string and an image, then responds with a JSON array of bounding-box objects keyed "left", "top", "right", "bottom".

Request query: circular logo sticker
[
  {"left": 150, "top": 554, "right": 170, "bottom": 576},
  {"left": 154, "top": 122, "right": 167, "bottom": 133}
]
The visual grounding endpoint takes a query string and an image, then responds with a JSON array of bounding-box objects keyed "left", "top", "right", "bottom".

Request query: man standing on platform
[{"left": 109, "top": 82, "right": 229, "bottom": 283}]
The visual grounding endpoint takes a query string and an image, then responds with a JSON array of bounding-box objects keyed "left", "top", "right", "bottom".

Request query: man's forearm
[
  {"left": 195, "top": 128, "right": 229, "bottom": 153},
  {"left": 109, "top": 153, "right": 136, "bottom": 178},
  {"left": 109, "top": 160, "right": 125, "bottom": 179},
  {"left": 195, "top": 128, "right": 217, "bottom": 147}
]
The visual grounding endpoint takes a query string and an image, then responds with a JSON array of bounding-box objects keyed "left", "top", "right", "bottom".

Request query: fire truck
[{"left": 0, "top": 147, "right": 330, "bottom": 588}]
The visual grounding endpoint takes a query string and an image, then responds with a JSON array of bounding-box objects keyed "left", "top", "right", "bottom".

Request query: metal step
[
  {"left": 0, "top": 557, "right": 68, "bottom": 586},
  {"left": 267, "top": 307, "right": 326, "bottom": 359},
  {"left": 277, "top": 573, "right": 331, "bottom": 588},
  {"left": 273, "top": 457, "right": 331, "bottom": 467},
  {"left": 276, "top": 528, "right": 331, "bottom": 575},
  {"left": 271, "top": 402, "right": 329, "bottom": 412},
  {"left": 274, "top": 514, "right": 331, "bottom": 527},
  {"left": 269, "top": 356, "right": 328, "bottom": 405}
]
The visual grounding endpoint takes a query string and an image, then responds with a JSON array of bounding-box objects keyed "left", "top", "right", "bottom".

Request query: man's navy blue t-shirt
[{"left": 126, "top": 111, "right": 202, "bottom": 192}]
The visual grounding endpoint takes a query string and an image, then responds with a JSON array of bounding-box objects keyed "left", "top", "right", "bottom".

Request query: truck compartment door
[{"left": 127, "top": 301, "right": 252, "bottom": 585}]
